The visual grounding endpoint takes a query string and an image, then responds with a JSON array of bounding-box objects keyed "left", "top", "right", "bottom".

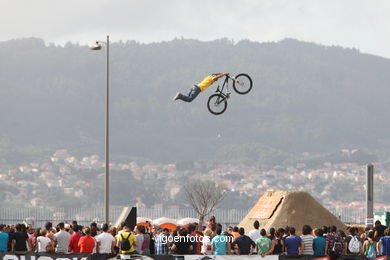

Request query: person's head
[
  {"left": 314, "top": 228, "right": 324, "bottom": 237},
  {"left": 179, "top": 228, "right": 188, "bottom": 236},
  {"left": 322, "top": 226, "right": 328, "bottom": 234},
  {"left": 27, "top": 225, "right": 33, "bottom": 234},
  {"left": 188, "top": 224, "right": 195, "bottom": 233},
  {"left": 233, "top": 226, "right": 239, "bottom": 233},
  {"left": 90, "top": 222, "right": 98, "bottom": 230},
  {"left": 239, "top": 227, "right": 245, "bottom": 236},
  {"left": 330, "top": 225, "right": 337, "bottom": 233},
  {"left": 135, "top": 225, "right": 142, "bottom": 234},
  {"left": 204, "top": 228, "right": 212, "bottom": 236},
  {"left": 163, "top": 228, "right": 170, "bottom": 235},
  {"left": 40, "top": 229, "right": 47, "bottom": 236},
  {"left": 58, "top": 222, "right": 65, "bottom": 230},
  {"left": 84, "top": 227, "right": 91, "bottom": 236},
  {"left": 289, "top": 227, "right": 296, "bottom": 235},
  {"left": 269, "top": 227, "right": 275, "bottom": 236},
  {"left": 0, "top": 224, "right": 5, "bottom": 232},
  {"left": 72, "top": 224, "right": 79, "bottom": 232},
  {"left": 108, "top": 227, "right": 117, "bottom": 236},
  {"left": 16, "top": 224, "right": 22, "bottom": 232},
  {"left": 227, "top": 226, "right": 233, "bottom": 233},
  {"left": 216, "top": 227, "right": 222, "bottom": 236},
  {"left": 124, "top": 224, "right": 131, "bottom": 232},
  {"left": 375, "top": 220, "right": 381, "bottom": 227},
  {"left": 102, "top": 224, "right": 109, "bottom": 232},
  {"left": 211, "top": 223, "right": 217, "bottom": 233},
  {"left": 278, "top": 228, "right": 285, "bottom": 236},
  {"left": 253, "top": 221, "right": 260, "bottom": 230},
  {"left": 260, "top": 229, "right": 267, "bottom": 237},
  {"left": 216, "top": 223, "right": 222, "bottom": 230},
  {"left": 65, "top": 224, "right": 71, "bottom": 232},
  {"left": 302, "top": 225, "right": 312, "bottom": 235},
  {"left": 155, "top": 227, "right": 162, "bottom": 234},
  {"left": 348, "top": 227, "right": 356, "bottom": 236},
  {"left": 275, "top": 229, "right": 281, "bottom": 238},
  {"left": 368, "top": 230, "right": 375, "bottom": 240},
  {"left": 384, "top": 229, "right": 390, "bottom": 236},
  {"left": 45, "top": 222, "right": 52, "bottom": 230},
  {"left": 285, "top": 226, "right": 290, "bottom": 235},
  {"left": 209, "top": 216, "right": 216, "bottom": 224},
  {"left": 21, "top": 224, "right": 27, "bottom": 233},
  {"left": 139, "top": 225, "right": 146, "bottom": 234},
  {"left": 120, "top": 222, "right": 126, "bottom": 230}
]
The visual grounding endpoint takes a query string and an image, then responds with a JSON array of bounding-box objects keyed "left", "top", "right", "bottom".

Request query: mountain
[{"left": 1, "top": 37, "right": 390, "bottom": 166}]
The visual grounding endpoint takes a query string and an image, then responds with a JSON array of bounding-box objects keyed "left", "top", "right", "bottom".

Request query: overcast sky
[{"left": 1, "top": 0, "right": 390, "bottom": 58}]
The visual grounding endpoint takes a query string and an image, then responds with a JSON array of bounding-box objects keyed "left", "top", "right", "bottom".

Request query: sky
[{"left": 1, "top": 0, "right": 390, "bottom": 58}]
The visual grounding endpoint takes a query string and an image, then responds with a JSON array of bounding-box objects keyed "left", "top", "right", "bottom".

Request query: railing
[
  {"left": 0, "top": 206, "right": 367, "bottom": 228},
  {"left": 0, "top": 207, "right": 248, "bottom": 228}
]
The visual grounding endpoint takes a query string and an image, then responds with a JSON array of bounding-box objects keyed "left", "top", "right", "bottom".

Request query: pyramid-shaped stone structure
[{"left": 238, "top": 190, "right": 347, "bottom": 233}]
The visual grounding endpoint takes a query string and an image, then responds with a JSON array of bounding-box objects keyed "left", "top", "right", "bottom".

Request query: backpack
[
  {"left": 273, "top": 238, "right": 283, "bottom": 254},
  {"left": 348, "top": 235, "right": 360, "bottom": 254},
  {"left": 46, "top": 240, "right": 55, "bottom": 253},
  {"left": 331, "top": 235, "right": 343, "bottom": 255},
  {"left": 120, "top": 233, "right": 131, "bottom": 251},
  {"left": 366, "top": 242, "right": 377, "bottom": 259}
]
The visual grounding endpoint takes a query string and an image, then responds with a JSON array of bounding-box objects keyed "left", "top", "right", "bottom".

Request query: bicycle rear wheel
[
  {"left": 233, "top": 73, "right": 253, "bottom": 94},
  {"left": 207, "top": 94, "right": 227, "bottom": 115}
]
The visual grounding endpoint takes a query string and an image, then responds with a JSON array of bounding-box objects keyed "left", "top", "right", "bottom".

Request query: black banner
[
  {"left": 0, "top": 253, "right": 116, "bottom": 260},
  {"left": 0, "top": 254, "right": 387, "bottom": 260},
  {"left": 280, "top": 255, "right": 387, "bottom": 260}
]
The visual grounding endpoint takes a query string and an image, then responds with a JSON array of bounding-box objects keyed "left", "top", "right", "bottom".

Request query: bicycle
[{"left": 207, "top": 73, "right": 253, "bottom": 115}]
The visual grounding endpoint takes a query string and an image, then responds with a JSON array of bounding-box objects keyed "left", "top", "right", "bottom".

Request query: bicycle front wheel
[
  {"left": 207, "top": 94, "right": 227, "bottom": 115},
  {"left": 233, "top": 73, "right": 253, "bottom": 94}
]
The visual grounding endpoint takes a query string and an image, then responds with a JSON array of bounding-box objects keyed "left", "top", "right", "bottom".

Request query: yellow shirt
[
  {"left": 117, "top": 231, "right": 136, "bottom": 253},
  {"left": 197, "top": 75, "right": 216, "bottom": 92}
]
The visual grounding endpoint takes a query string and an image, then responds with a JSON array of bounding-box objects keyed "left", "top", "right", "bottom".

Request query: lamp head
[{"left": 90, "top": 41, "right": 102, "bottom": 50}]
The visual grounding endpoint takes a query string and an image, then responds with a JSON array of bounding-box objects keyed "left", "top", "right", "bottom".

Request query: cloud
[{"left": 1, "top": 0, "right": 389, "bottom": 57}]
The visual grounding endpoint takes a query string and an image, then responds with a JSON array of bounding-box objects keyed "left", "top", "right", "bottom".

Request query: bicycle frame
[{"left": 215, "top": 75, "right": 232, "bottom": 99}]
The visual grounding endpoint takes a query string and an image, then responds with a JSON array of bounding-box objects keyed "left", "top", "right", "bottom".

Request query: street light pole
[
  {"left": 105, "top": 35, "right": 110, "bottom": 226},
  {"left": 90, "top": 35, "right": 110, "bottom": 225}
]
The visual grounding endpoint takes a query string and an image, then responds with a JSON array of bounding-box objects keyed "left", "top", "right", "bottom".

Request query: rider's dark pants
[{"left": 177, "top": 85, "right": 201, "bottom": 102}]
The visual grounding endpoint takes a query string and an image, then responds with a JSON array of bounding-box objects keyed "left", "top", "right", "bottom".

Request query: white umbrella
[
  {"left": 137, "top": 217, "right": 152, "bottom": 224},
  {"left": 152, "top": 217, "right": 177, "bottom": 226},
  {"left": 177, "top": 217, "right": 199, "bottom": 226}
]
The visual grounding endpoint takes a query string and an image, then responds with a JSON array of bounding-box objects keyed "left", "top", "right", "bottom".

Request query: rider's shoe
[{"left": 172, "top": 92, "right": 180, "bottom": 101}]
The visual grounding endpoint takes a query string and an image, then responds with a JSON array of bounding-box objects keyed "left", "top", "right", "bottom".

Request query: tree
[{"left": 184, "top": 179, "right": 227, "bottom": 229}]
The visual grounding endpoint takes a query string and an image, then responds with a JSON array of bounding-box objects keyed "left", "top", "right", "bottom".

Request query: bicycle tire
[
  {"left": 207, "top": 94, "right": 228, "bottom": 115},
  {"left": 233, "top": 73, "right": 253, "bottom": 95}
]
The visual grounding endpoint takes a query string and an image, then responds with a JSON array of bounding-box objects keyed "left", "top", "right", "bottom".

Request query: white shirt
[
  {"left": 95, "top": 232, "right": 115, "bottom": 253},
  {"left": 249, "top": 229, "right": 261, "bottom": 252},
  {"left": 54, "top": 230, "right": 71, "bottom": 253},
  {"left": 135, "top": 234, "right": 144, "bottom": 253},
  {"left": 37, "top": 236, "right": 51, "bottom": 252},
  {"left": 201, "top": 235, "right": 213, "bottom": 255},
  {"left": 249, "top": 229, "right": 261, "bottom": 242}
]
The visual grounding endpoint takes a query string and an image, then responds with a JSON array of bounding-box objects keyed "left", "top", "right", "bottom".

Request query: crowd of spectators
[{"left": 0, "top": 218, "right": 389, "bottom": 258}]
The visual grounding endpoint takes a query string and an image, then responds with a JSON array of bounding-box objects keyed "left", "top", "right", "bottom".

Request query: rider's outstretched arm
[{"left": 213, "top": 72, "right": 229, "bottom": 80}]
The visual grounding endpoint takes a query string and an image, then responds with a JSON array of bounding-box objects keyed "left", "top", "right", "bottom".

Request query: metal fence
[
  {"left": 0, "top": 206, "right": 367, "bottom": 228},
  {"left": 328, "top": 207, "right": 366, "bottom": 225},
  {"left": 0, "top": 207, "right": 248, "bottom": 228}
]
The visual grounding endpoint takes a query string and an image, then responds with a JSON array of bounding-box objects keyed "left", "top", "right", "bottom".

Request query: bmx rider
[{"left": 172, "top": 72, "right": 229, "bottom": 102}]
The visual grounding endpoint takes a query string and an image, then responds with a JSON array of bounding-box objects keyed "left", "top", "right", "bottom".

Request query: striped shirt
[
  {"left": 155, "top": 233, "right": 168, "bottom": 255},
  {"left": 301, "top": 235, "right": 314, "bottom": 255}
]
